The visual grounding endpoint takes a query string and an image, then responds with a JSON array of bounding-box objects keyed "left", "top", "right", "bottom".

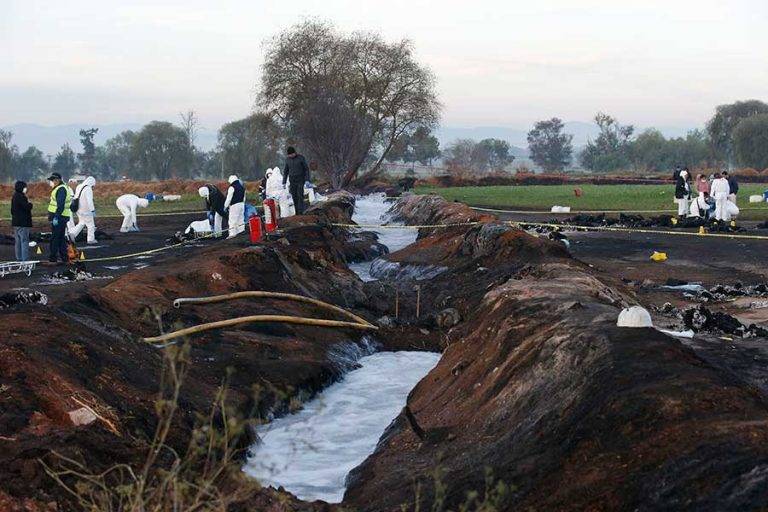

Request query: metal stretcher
[{"left": 0, "top": 260, "right": 39, "bottom": 277}]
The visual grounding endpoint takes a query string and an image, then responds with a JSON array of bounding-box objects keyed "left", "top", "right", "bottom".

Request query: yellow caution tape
[
  {"left": 470, "top": 205, "right": 768, "bottom": 215},
  {"left": 332, "top": 222, "right": 480, "bottom": 229},
  {"left": 85, "top": 228, "right": 230, "bottom": 263},
  {"left": 1, "top": 209, "right": 207, "bottom": 223},
  {"left": 334, "top": 220, "right": 768, "bottom": 241}
]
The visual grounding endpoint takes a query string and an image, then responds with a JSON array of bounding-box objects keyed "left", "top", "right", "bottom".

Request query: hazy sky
[{"left": 2, "top": 0, "right": 767, "bottom": 131}]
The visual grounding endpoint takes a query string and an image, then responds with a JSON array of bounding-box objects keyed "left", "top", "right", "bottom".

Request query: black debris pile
[
  {"left": 558, "top": 214, "right": 741, "bottom": 231},
  {"left": 0, "top": 291, "right": 48, "bottom": 309},
  {"left": 52, "top": 262, "right": 93, "bottom": 281},
  {"left": 165, "top": 230, "right": 196, "bottom": 245},
  {"left": 653, "top": 302, "right": 768, "bottom": 338},
  {"left": 688, "top": 282, "right": 768, "bottom": 303},
  {"left": 516, "top": 224, "right": 570, "bottom": 247}
]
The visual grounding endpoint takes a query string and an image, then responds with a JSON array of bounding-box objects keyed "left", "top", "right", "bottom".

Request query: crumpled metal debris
[
  {"left": 0, "top": 291, "right": 48, "bottom": 309},
  {"left": 653, "top": 302, "right": 768, "bottom": 338}
]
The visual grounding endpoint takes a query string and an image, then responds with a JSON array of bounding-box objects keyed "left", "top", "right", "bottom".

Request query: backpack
[{"left": 70, "top": 185, "right": 88, "bottom": 212}]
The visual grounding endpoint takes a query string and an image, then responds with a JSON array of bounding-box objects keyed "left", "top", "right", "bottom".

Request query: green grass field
[{"left": 415, "top": 184, "right": 768, "bottom": 220}]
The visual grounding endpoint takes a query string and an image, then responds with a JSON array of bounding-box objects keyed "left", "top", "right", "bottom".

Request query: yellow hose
[
  {"left": 142, "top": 291, "right": 377, "bottom": 344},
  {"left": 172, "top": 291, "right": 373, "bottom": 327}
]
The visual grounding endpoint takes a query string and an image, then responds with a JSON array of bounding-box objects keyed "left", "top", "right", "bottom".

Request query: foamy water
[
  {"left": 243, "top": 350, "right": 440, "bottom": 502},
  {"left": 348, "top": 194, "right": 417, "bottom": 281}
]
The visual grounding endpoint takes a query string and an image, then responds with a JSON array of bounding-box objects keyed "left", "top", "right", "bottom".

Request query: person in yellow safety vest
[{"left": 46, "top": 172, "right": 72, "bottom": 264}]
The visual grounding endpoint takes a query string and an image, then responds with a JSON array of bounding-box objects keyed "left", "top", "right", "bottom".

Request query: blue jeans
[{"left": 14, "top": 227, "right": 30, "bottom": 261}]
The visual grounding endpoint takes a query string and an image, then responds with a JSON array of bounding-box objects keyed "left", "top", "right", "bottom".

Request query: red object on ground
[
  {"left": 248, "top": 215, "right": 264, "bottom": 243},
  {"left": 263, "top": 198, "right": 278, "bottom": 232}
]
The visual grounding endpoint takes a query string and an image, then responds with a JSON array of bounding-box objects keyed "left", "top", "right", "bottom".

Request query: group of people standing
[
  {"left": 8, "top": 145, "right": 313, "bottom": 264},
  {"left": 11, "top": 172, "right": 101, "bottom": 264},
  {"left": 674, "top": 166, "right": 739, "bottom": 222}
]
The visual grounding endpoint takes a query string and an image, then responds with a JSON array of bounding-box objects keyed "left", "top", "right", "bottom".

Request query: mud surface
[
  {"left": 0, "top": 192, "right": 420, "bottom": 510},
  {"left": 344, "top": 195, "right": 768, "bottom": 511},
  {"left": 5, "top": 191, "right": 768, "bottom": 511}
]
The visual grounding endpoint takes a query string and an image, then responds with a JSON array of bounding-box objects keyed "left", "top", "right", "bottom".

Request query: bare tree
[
  {"left": 293, "top": 86, "right": 374, "bottom": 189},
  {"left": 179, "top": 110, "right": 199, "bottom": 149},
  {"left": 259, "top": 21, "right": 441, "bottom": 188}
]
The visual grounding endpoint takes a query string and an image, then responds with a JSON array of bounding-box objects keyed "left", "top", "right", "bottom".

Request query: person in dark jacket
[
  {"left": 46, "top": 172, "right": 72, "bottom": 263},
  {"left": 198, "top": 184, "right": 228, "bottom": 237},
  {"left": 722, "top": 171, "right": 739, "bottom": 203},
  {"left": 11, "top": 180, "right": 33, "bottom": 261},
  {"left": 282, "top": 146, "right": 310, "bottom": 215},
  {"left": 674, "top": 170, "right": 691, "bottom": 218}
]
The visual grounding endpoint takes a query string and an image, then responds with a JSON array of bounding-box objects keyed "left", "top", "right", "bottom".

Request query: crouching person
[
  {"left": 198, "top": 184, "right": 227, "bottom": 237},
  {"left": 116, "top": 194, "right": 150, "bottom": 232}
]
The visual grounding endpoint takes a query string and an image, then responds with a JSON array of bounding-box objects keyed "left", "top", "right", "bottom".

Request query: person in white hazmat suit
[
  {"left": 224, "top": 174, "right": 246, "bottom": 238},
  {"left": 198, "top": 185, "right": 227, "bottom": 237},
  {"left": 673, "top": 170, "right": 691, "bottom": 217},
  {"left": 116, "top": 194, "right": 150, "bottom": 232},
  {"left": 710, "top": 172, "right": 731, "bottom": 222},
  {"left": 689, "top": 192, "right": 713, "bottom": 219},
  {"left": 68, "top": 176, "right": 98, "bottom": 244},
  {"left": 265, "top": 167, "right": 284, "bottom": 198}
]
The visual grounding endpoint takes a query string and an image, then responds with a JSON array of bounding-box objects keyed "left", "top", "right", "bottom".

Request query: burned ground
[
  {"left": 344, "top": 194, "right": 768, "bottom": 511},
  {"left": 4, "top": 192, "right": 768, "bottom": 511}
]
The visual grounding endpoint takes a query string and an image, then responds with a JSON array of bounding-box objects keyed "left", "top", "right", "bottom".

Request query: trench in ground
[{"left": 243, "top": 194, "right": 440, "bottom": 502}]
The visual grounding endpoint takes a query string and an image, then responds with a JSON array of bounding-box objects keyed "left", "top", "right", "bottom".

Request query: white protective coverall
[
  {"left": 676, "top": 171, "right": 690, "bottom": 217},
  {"left": 185, "top": 219, "right": 212, "bottom": 235},
  {"left": 265, "top": 167, "right": 284, "bottom": 198},
  {"left": 224, "top": 174, "right": 246, "bottom": 238},
  {"left": 116, "top": 194, "right": 150, "bottom": 232},
  {"left": 689, "top": 194, "right": 710, "bottom": 218},
  {"left": 711, "top": 177, "right": 731, "bottom": 221},
  {"left": 68, "top": 176, "right": 97, "bottom": 243},
  {"left": 198, "top": 186, "right": 223, "bottom": 236}
]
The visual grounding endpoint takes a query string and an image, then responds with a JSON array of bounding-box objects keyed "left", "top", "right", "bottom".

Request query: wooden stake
[{"left": 415, "top": 285, "right": 421, "bottom": 318}]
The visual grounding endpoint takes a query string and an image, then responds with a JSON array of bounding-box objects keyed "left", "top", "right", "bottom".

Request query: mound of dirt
[
  {"left": 344, "top": 194, "right": 768, "bottom": 511},
  {"left": 0, "top": 193, "right": 388, "bottom": 509}
]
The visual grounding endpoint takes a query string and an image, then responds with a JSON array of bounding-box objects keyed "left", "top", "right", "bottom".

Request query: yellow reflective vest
[{"left": 47, "top": 183, "right": 72, "bottom": 218}]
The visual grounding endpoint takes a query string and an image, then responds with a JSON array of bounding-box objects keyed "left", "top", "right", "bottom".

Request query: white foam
[
  {"left": 244, "top": 350, "right": 440, "bottom": 503},
  {"left": 348, "top": 194, "right": 418, "bottom": 281}
]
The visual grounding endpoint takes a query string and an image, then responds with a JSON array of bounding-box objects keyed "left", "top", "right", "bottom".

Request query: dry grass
[{"left": 41, "top": 342, "right": 261, "bottom": 512}]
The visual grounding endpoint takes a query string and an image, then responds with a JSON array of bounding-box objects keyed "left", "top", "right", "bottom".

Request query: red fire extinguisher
[
  {"left": 249, "top": 215, "right": 264, "bottom": 243},
  {"left": 263, "top": 198, "right": 278, "bottom": 233}
]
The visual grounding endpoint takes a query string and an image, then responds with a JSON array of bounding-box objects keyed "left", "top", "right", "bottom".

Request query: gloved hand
[
  {"left": 52, "top": 216, "right": 60, "bottom": 227},
  {"left": 304, "top": 181, "right": 313, "bottom": 189}
]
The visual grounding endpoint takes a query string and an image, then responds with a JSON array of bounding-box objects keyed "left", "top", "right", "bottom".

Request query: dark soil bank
[
  {"left": 4, "top": 192, "right": 768, "bottom": 511},
  {"left": 344, "top": 194, "right": 768, "bottom": 511}
]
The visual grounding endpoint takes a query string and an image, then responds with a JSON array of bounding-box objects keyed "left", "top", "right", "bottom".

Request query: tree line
[{"left": 1, "top": 20, "right": 767, "bottom": 183}]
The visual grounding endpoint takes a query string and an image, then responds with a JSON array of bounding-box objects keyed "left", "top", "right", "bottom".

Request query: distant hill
[{"left": 1, "top": 123, "right": 219, "bottom": 155}]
